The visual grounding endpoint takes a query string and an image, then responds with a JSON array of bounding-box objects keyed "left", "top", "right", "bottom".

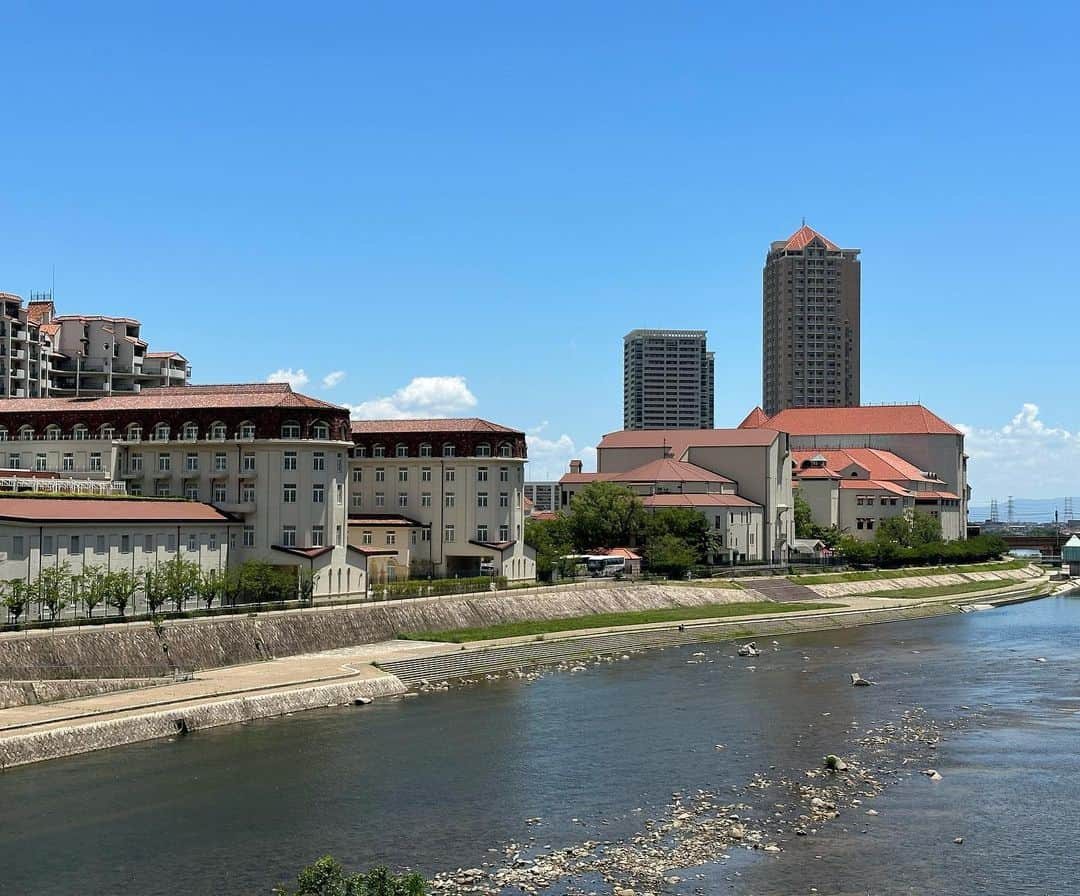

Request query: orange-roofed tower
[{"left": 762, "top": 224, "right": 860, "bottom": 416}]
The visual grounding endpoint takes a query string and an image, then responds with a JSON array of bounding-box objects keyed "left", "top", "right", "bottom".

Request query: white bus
[{"left": 586, "top": 555, "right": 626, "bottom": 577}]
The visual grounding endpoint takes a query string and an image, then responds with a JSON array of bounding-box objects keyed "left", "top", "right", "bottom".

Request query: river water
[{"left": 1, "top": 597, "right": 1078, "bottom": 895}]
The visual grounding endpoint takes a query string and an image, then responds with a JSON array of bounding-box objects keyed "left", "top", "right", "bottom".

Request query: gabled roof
[
  {"left": 0, "top": 497, "right": 233, "bottom": 524},
  {"left": 351, "top": 418, "right": 521, "bottom": 435},
  {"left": 271, "top": 545, "right": 335, "bottom": 560},
  {"left": 642, "top": 493, "right": 760, "bottom": 508},
  {"left": 838, "top": 479, "right": 912, "bottom": 496},
  {"left": 348, "top": 514, "right": 423, "bottom": 527},
  {"left": 913, "top": 490, "right": 960, "bottom": 500},
  {"left": 610, "top": 457, "right": 733, "bottom": 485},
  {"left": 782, "top": 224, "right": 840, "bottom": 252},
  {"left": 597, "top": 428, "right": 780, "bottom": 454},
  {"left": 738, "top": 406, "right": 769, "bottom": 429},
  {"left": 793, "top": 448, "right": 940, "bottom": 483},
  {"left": 743, "top": 405, "right": 961, "bottom": 436}
]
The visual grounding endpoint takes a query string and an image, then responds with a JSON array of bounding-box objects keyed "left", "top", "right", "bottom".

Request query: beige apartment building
[
  {"left": 0, "top": 384, "right": 369, "bottom": 598},
  {"left": 0, "top": 293, "right": 190, "bottom": 400},
  {"left": 762, "top": 225, "right": 860, "bottom": 416},
  {"left": 349, "top": 419, "right": 535, "bottom": 581}
]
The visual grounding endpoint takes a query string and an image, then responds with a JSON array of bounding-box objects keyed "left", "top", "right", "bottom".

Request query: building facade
[
  {"left": 0, "top": 384, "right": 367, "bottom": 597},
  {"left": 349, "top": 419, "right": 536, "bottom": 581},
  {"left": 0, "top": 293, "right": 190, "bottom": 400},
  {"left": 762, "top": 225, "right": 860, "bottom": 416},
  {"left": 523, "top": 481, "right": 560, "bottom": 514},
  {"left": 623, "top": 329, "right": 714, "bottom": 430}
]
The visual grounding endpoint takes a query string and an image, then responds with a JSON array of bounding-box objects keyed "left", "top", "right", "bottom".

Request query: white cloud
[
  {"left": 525, "top": 422, "right": 596, "bottom": 481},
  {"left": 322, "top": 370, "right": 346, "bottom": 389},
  {"left": 959, "top": 403, "right": 1080, "bottom": 501},
  {"left": 348, "top": 376, "right": 478, "bottom": 419},
  {"left": 266, "top": 368, "right": 309, "bottom": 390}
]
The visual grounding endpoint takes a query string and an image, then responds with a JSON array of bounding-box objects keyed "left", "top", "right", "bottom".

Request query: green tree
[
  {"left": 196, "top": 569, "right": 224, "bottom": 611},
  {"left": 876, "top": 511, "right": 943, "bottom": 549},
  {"left": 274, "top": 856, "right": 426, "bottom": 896},
  {"left": 794, "top": 490, "right": 816, "bottom": 538},
  {"left": 524, "top": 515, "right": 573, "bottom": 580},
  {"left": 143, "top": 566, "right": 169, "bottom": 614},
  {"left": 645, "top": 533, "right": 698, "bottom": 577},
  {"left": 160, "top": 557, "right": 201, "bottom": 612},
  {"left": 105, "top": 568, "right": 138, "bottom": 617},
  {"left": 79, "top": 563, "right": 108, "bottom": 618},
  {"left": 3, "top": 579, "right": 30, "bottom": 625},
  {"left": 645, "top": 506, "right": 713, "bottom": 563},
  {"left": 37, "top": 562, "right": 73, "bottom": 621},
  {"left": 298, "top": 569, "right": 319, "bottom": 605},
  {"left": 565, "top": 482, "right": 647, "bottom": 551}
]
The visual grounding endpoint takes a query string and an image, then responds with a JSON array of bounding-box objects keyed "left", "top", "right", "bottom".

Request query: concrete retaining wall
[
  {"left": 0, "top": 678, "right": 166, "bottom": 710},
  {"left": 0, "top": 584, "right": 758, "bottom": 681},
  {"left": 0, "top": 675, "right": 406, "bottom": 768},
  {"left": 805, "top": 565, "right": 1041, "bottom": 599}
]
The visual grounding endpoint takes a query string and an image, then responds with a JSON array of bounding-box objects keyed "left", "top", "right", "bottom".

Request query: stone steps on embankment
[{"left": 742, "top": 577, "right": 823, "bottom": 602}]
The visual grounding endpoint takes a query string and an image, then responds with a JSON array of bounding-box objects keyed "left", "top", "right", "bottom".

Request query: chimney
[{"left": 569, "top": 459, "right": 583, "bottom": 474}]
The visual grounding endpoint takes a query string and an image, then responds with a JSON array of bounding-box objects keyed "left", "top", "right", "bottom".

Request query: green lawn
[
  {"left": 399, "top": 600, "right": 842, "bottom": 643},
  {"left": 861, "top": 578, "right": 1028, "bottom": 599},
  {"left": 791, "top": 558, "right": 1028, "bottom": 585}
]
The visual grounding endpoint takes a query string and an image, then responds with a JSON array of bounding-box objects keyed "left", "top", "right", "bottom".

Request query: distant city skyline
[{"left": 1, "top": 4, "right": 1077, "bottom": 498}]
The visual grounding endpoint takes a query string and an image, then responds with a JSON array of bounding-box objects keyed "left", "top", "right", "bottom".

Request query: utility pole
[{"left": 1007, "top": 496, "right": 1014, "bottom": 526}]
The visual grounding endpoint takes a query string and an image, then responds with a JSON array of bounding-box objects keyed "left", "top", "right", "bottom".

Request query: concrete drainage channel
[{"left": 378, "top": 602, "right": 973, "bottom": 686}]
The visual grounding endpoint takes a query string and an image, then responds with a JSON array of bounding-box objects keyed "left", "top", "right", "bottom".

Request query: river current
[{"left": 1, "top": 597, "right": 1078, "bottom": 895}]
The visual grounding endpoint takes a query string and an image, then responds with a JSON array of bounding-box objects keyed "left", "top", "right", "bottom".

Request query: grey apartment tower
[
  {"left": 623, "top": 329, "right": 714, "bottom": 430},
  {"left": 762, "top": 224, "right": 860, "bottom": 416}
]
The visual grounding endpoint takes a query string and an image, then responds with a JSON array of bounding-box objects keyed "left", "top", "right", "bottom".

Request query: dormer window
[
  {"left": 281, "top": 422, "right": 302, "bottom": 439},
  {"left": 209, "top": 422, "right": 227, "bottom": 441},
  {"left": 153, "top": 423, "right": 170, "bottom": 441},
  {"left": 419, "top": 443, "right": 432, "bottom": 458},
  {"left": 182, "top": 422, "right": 199, "bottom": 441},
  {"left": 395, "top": 443, "right": 408, "bottom": 458},
  {"left": 373, "top": 444, "right": 386, "bottom": 458},
  {"left": 127, "top": 424, "right": 142, "bottom": 441},
  {"left": 443, "top": 443, "right": 455, "bottom": 458},
  {"left": 312, "top": 421, "right": 330, "bottom": 440},
  {"left": 45, "top": 425, "right": 61, "bottom": 441},
  {"left": 100, "top": 425, "right": 115, "bottom": 440},
  {"left": 238, "top": 422, "right": 256, "bottom": 440},
  {"left": 476, "top": 443, "right": 491, "bottom": 457},
  {"left": 498, "top": 443, "right": 512, "bottom": 458}
]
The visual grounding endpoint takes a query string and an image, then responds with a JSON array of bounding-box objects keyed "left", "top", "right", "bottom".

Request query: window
[
  {"left": 18, "top": 426, "right": 33, "bottom": 440},
  {"left": 283, "top": 483, "right": 297, "bottom": 503},
  {"left": 312, "top": 525, "right": 324, "bottom": 547},
  {"left": 127, "top": 424, "right": 142, "bottom": 441},
  {"left": 281, "top": 422, "right": 301, "bottom": 438},
  {"left": 187, "top": 533, "right": 198, "bottom": 551},
  {"left": 243, "top": 526, "right": 255, "bottom": 547},
  {"left": 283, "top": 451, "right": 297, "bottom": 471},
  {"left": 242, "top": 453, "right": 256, "bottom": 472},
  {"left": 419, "top": 443, "right": 432, "bottom": 458},
  {"left": 362, "top": 531, "right": 373, "bottom": 545},
  {"left": 238, "top": 422, "right": 256, "bottom": 439},
  {"left": 476, "top": 443, "right": 491, "bottom": 457},
  {"left": 477, "top": 492, "right": 488, "bottom": 508},
  {"left": 182, "top": 423, "right": 199, "bottom": 441},
  {"left": 186, "top": 484, "right": 199, "bottom": 500},
  {"left": 210, "top": 422, "right": 227, "bottom": 441},
  {"left": 7, "top": 454, "right": 19, "bottom": 469},
  {"left": 42, "top": 535, "right": 55, "bottom": 555},
  {"left": 397, "top": 467, "right": 408, "bottom": 482},
  {"left": 352, "top": 494, "right": 362, "bottom": 508},
  {"left": 45, "top": 425, "right": 61, "bottom": 440},
  {"left": 499, "top": 443, "right": 512, "bottom": 458},
  {"left": 185, "top": 452, "right": 199, "bottom": 472},
  {"left": 375, "top": 467, "right": 385, "bottom": 482},
  {"left": 352, "top": 469, "right": 362, "bottom": 483},
  {"left": 12, "top": 535, "right": 25, "bottom": 558},
  {"left": 73, "top": 425, "right": 89, "bottom": 441},
  {"left": 62, "top": 453, "right": 74, "bottom": 472},
  {"left": 0, "top": 428, "right": 7, "bottom": 442},
  {"left": 386, "top": 531, "right": 396, "bottom": 546},
  {"left": 89, "top": 452, "right": 102, "bottom": 472},
  {"left": 158, "top": 453, "right": 171, "bottom": 472},
  {"left": 499, "top": 467, "right": 509, "bottom": 482},
  {"left": 498, "top": 525, "right": 509, "bottom": 542},
  {"left": 130, "top": 453, "right": 143, "bottom": 472},
  {"left": 209, "top": 533, "right": 218, "bottom": 551},
  {"left": 420, "top": 528, "right": 431, "bottom": 542},
  {"left": 421, "top": 492, "right": 432, "bottom": 507},
  {"left": 121, "top": 534, "right": 131, "bottom": 554},
  {"left": 129, "top": 482, "right": 142, "bottom": 496},
  {"left": 282, "top": 526, "right": 297, "bottom": 547},
  {"left": 312, "top": 484, "right": 325, "bottom": 503},
  {"left": 477, "top": 525, "right": 488, "bottom": 541},
  {"left": 395, "top": 444, "right": 408, "bottom": 458},
  {"left": 420, "top": 467, "right": 431, "bottom": 482},
  {"left": 34, "top": 452, "right": 46, "bottom": 471},
  {"left": 312, "top": 422, "right": 330, "bottom": 440},
  {"left": 477, "top": 467, "right": 488, "bottom": 482},
  {"left": 241, "top": 483, "right": 256, "bottom": 503},
  {"left": 442, "top": 524, "right": 455, "bottom": 543},
  {"left": 69, "top": 535, "right": 81, "bottom": 554},
  {"left": 355, "top": 445, "right": 367, "bottom": 458},
  {"left": 373, "top": 444, "right": 386, "bottom": 458},
  {"left": 394, "top": 492, "right": 407, "bottom": 508},
  {"left": 154, "top": 423, "right": 170, "bottom": 441},
  {"left": 499, "top": 492, "right": 509, "bottom": 508},
  {"left": 313, "top": 451, "right": 326, "bottom": 471},
  {"left": 445, "top": 468, "right": 455, "bottom": 482},
  {"left": 213, "top": 483, "right": 227, "bottom": 502},
  {"left": 143, "top": 534, "right": 154, "bottom": 553},
  {"left": 375, "top": 492, "right": 385, "bottom": 508},
  {"left": 156, "top": 482, "right": 171, "bottom": 497},
  {"left": 443, "top": 444, "right": 455, "bottom": 457},
  {"left": 445, "top": 492, "right": 455, "bottom": 508},
  {"left": 213, "top": 452, "right": 227, "bottom": 472}
]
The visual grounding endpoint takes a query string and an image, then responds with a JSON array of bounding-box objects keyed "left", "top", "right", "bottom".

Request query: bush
[{"left": 836, "top": 533, "right": 1008, "bottom": 568}]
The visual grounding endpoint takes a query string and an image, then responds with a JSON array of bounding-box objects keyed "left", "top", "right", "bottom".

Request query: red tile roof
[
  {"left": 146, "top": 351, "right": 186, "bottom": 359},
  {"left": 348, "top": 514, "right": 423, "bottom": 527},
  {"left": 743, "top": 405, "right": 961, "bottom": 436},
  {"left": 530, "top": 511, "right": 559, "bottom": 522},
  {"left": 738, "top": 406, "right": 769, "bottom": 429},
  {"left": 0, "top": 497, "right": 233, "bottom": 524},
  {"left": 793, "top": 448, "right": 940, "bottom": 483},
  {"left": 610, "top": 458, "right": 733, "bottom": 485},
  {"left": 642, "top": 494, "right": 760, "bottom": 508},
  {"left": 590, "top": 547, "right": 641, "bottom": 560},
  {"left": 271, "top": 545, "right": 335, "bottom": 560},
  {"left": 795, "top": 467, "right": 842, "bottom": 480},
  {"left": 838, "top": 480, "right": 912, "bottom": 496},
  {"left": 597, "top": 428, "right": 780, "bottom": 453},
  {"left": 351, "top": 418, "right": 522, "bottom": 435},
  {"left": 782, "top": 225, "right": 840, "bottom": 251},
  {"left": 560, "top": 472, "right": 607, "bottom": 484},
  {"left": 913, "top": 490, "right": 960, "bottom": 500},
  {"left": 348, "top": 545, "right": 398, "bottom": 557},
  {"left": 0, "top": 383, "right": 345, "bottom": 415}
]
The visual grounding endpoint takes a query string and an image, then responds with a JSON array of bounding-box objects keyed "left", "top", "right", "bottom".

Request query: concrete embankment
[
  {"left": 0, "top": 678, "right": 167, "bottom": 710},
  {"left": 0, "top": 582, "right": 759, "bottom": 680},
  {"left": 801, "top": 564, "right": 1042, "bottom": 599},
  {"left": 0, "top": 674, "right": 405, "bottom": 769}
]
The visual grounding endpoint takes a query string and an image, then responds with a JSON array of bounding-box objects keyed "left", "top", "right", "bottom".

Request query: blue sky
[{"left": 1, "top": 2, "right": 1078, "bottom": 503}]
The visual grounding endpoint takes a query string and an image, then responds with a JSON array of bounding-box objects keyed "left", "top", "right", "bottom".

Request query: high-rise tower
[
  {"left": 762, "top": 225, "right": 860, "bottom": 416},
  {"left": 623, "top": 329, "right": 714, "bottom": 430}
]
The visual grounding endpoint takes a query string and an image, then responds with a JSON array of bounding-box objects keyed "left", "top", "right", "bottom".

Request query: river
[{"left": 1, "top": 596, "right": 1077, "bottom": 895}]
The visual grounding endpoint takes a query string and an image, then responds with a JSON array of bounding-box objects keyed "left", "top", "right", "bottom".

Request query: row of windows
[
  {"left": 353, "top": 491, "right": 512, "bottom": 510},
  {"left": 0, "top": 420, "right": 334, "bottom": 442},
  {"left": 354, "top": 466, "right": 513, "bottom": 484},
  {"left": 855, "top": 496, "right": 902, "bottom": 506},
  {"left": 355, "top": 442, "right": 515, "bottom": 459},
  {"left": 9, "top": 531, "right": 223, "bottom": 558},
  {"left": 358, "top": 524, "right": 510, "bottom": 546}
]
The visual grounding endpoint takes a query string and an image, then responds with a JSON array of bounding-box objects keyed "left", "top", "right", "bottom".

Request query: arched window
[
  {"left": 153, "top": 422, "right": 170, "bottom": 441},
  {"left": 182, "top": 422, "right": 199, "bottom": 441},
  {"left": 395, "top": 443, "right": 408, "bottom": 458},
  {"left": 237, "top": 420, "right": 256, "bottom": 440},
  {"left": 0, "top": 427, "right": 8, "bottom": 442},
  {"left": 45, "top": 425, "right": 61, "bottom": 441},
  {"left": 99, "top": 424, "right": 115, "bottom": 440},
  {"left": 281, "top": 420, "right": 302, "bottom": 439},
  {"left": 312, "top": 421, "right": 330, "bottom": 440},
  {"left": 209, "top": 421, "right": 227, "bottom": 441},
  {"left": 73, "top": 424, "right": 89, "bottom": 441},
  {"left": 19, "top": 426, "right": 34, "bottom": 441},
  {"left": 127, "top": 423, "right": 143, "bottom": 441},
  {"left": 373, "top": 443, "right": 386, "bottom": 458},
  {"left": 442, "top": 443, "right": 455, "bottom": 458},
  {"left": 354, "top": 445, "right": 367, "bottom": 458},
  {"left": 419, "top": 443, "right": 432, "bottom": 458},
  {"left": 476, "top": 443, "right": 491, "bottom": 457},
  {"left": 498, "top": 442, "right": 513, "bottom": 458}
]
